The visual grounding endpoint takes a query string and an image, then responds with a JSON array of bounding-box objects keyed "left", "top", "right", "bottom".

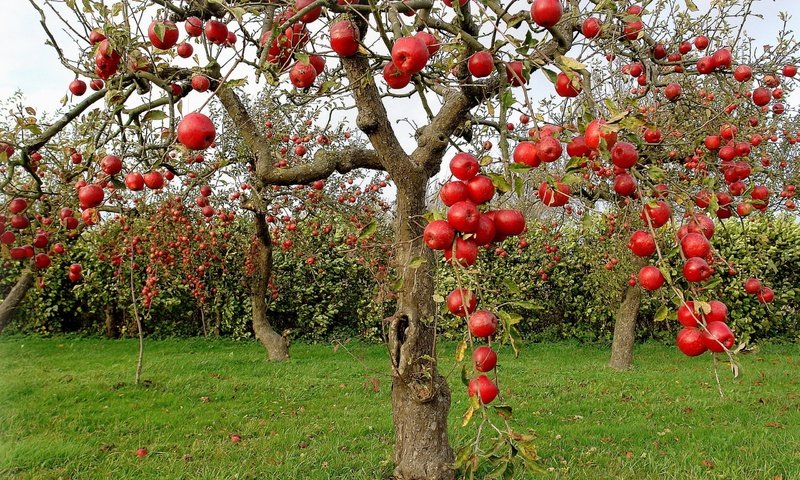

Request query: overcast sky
[{"left": 2, "top": 1, "right": 798, "bottom": 124}]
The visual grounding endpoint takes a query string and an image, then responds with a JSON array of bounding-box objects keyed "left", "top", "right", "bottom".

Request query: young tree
[{"left": 4, "top": 0, "right": 798, "bottom": 478}]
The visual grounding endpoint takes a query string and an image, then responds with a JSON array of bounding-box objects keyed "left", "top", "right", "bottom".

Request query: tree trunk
[
  {"left": 609, "top": 283, "right": 642, "bottom": 370},
  {"left": 104, "top": 304, "right": 120, "bottom": 338},
  {"left": 389, "top": 179, "right": 454, "bottom": 480},
  {"left": 252, "top": 213, "right": 289, "bottom": 361},
  {"left": 0, "top": 270, "right": 35, "bottom": 334}
]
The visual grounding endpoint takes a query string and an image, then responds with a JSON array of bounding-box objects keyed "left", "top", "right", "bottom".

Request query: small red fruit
[
  {"left": 676, "top": 327, "right": 707, "bottom": 356},
  {"left": 472, "top": 346, "right": 497, "bottom": 372},
  {"left": 468, "top": 375, "right": 499, "bottom": 404},
  {"left": 449, "top": 153, "right": 480, "bottom": 180},
  {"left": 468, "top": 310, "right": 498, "bottom": 337},
  {"left": 638, "top": 265, "right": 664, "bottom": 291},
  {"left": 627, "top": 230, "right": 656, "bottom": 257},
  {"left": 531, "top": 0, "right": 563, "bottom": 28},
  {"left": 423, "top": 220, "right": 455, "bottom": 250},
  {"left": 702, "top": 321, "right": 735, "bottom": 353},
  {"left": 446, "top": 288, "right": 477, "bottom": 317}
]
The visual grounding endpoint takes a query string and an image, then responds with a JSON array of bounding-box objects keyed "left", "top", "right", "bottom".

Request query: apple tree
[{"left": 8, "top": 0, "right": 800, "bottom": 477}]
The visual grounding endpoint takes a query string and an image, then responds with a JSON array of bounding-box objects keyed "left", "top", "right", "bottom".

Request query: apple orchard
[{"left": 2, "top": 0, "right": 800, "bottom": 478}]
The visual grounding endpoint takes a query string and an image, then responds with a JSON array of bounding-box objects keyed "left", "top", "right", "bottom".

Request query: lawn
[{"left": 0, "top": 337, "right": 798, "bottom": 479}]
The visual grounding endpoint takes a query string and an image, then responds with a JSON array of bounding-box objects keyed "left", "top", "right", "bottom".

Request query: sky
[{"left": 1, "top": 1, "right": 799, "bottom": 134}]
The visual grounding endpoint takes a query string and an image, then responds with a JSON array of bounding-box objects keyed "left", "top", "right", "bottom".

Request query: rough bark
[
  {"left": 389, "top": 179, "right": 454, "bottom": 480},
  {"left": 0, "top": 270, "right": 35, "bottom": 334},
  {"left": 252, "top": 213, "right": 289, "bottom": 361},
  {"left": 609, "top": 283, "right": 642, "bottom": 370}
]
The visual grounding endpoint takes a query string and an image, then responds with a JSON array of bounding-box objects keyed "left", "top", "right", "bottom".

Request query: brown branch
[
  {"left": 340, "top": 45, "right": 415, "bottom": 181},
  {"left": 216, "top": 82, "right": 384, "bottom": 186},
  {"left": 261, "top": 146, "right": 384, "bottom": 185},
  {"left": 24, "top": 89, "right": 107, "bottom": 154}
]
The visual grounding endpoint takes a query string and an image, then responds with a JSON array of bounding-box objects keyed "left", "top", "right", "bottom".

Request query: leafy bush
[{"left": 4, "top": 213, "right": 798, "bottom": 343}]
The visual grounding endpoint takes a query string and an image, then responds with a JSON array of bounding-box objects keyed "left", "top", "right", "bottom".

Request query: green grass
[{"left": 0, "top": 337, "right": 798, "bottom": 479}]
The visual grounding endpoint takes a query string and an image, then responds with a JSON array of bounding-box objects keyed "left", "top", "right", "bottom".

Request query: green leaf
[
  {"left": 489, "top": 173, "right": 511, "bottom": 194},
  {"left": 561, "top": 172, "right": 583, "bottom": 186},
  {"left": 358, "top": 221, "right": 377, "bottom": 240},
  {"left": 557, "top": 55, "right": 586, "bottom": 72},
  {"left": 503, "top": 278, "right": 521, "bottom": 294},
  {"left": 408, "top": 256, "right": 426, "bottom": 268},
  {"left": 142, "top": 110, "right": 168, "bottom": 122},
  {"left": 225, "top": 78, "right": 248, "bottom": 88},
  {"left": 647, "top": 166, "right": 667, "bottom": 182},
  {"left": 153, "top": 22, "right": 167, "bottom": 42},
  {"left": 501, "top": 89, "right": 515, "bottom": 109},
  {"left": 654, "top": 305, "right": 669, "bottom": 322},
  {"left": 510, "top": 301, "right": 540, "bottom": 310},
  {"left": 540, "top": 67, "right": 558, "bottom": 84}
]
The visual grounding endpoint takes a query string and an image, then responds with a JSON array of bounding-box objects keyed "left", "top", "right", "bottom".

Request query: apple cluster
[{"left": 424, "top": 153, "right": 526, "bottom": 405}]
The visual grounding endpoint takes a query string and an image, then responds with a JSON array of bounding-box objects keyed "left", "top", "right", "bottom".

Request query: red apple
[
  {"left": 638, "top": 265, "right": 664, "bottom": 291},
  {"left": 143, "top": 171, "right": 164, "bottom": 190},
  {"left": 472, "top": 346, "right": 497, "bottom": 372},
  {"left": 582, "top": 17, "right": 601, "bottom": 38},
  {"left": 468, "top": 51, "right": 494, "bottom": 78},
  {"left": 289, "top": 62, "right": 317, "bottom": 88},
  {"left": 440, "top": 181, "right": 468, "bottom": 206},
  {"left": 683, "top": 257, "right": 712, "bottom": 283},
  {"left": 177, "top": 113, "right": 216, "bottom": 150},
  {"left": 492, "top": 209, "right": 525, "bottom": 237},
  {"left": 414, "top": 31, "right": 440, "bottom": 55},
  {"left": 330, "top": 21, "right": 360, "bottom": 57},
  {"left": 125, "top": 172, "right": 145, "bottom": 191},
  {"left": 205, "top": 20, "right": 228, "bottom": 44},
  {"left": 78, "top": 184, "right": 104, "bottom": 208},
  {"left": 392, "top": 36, "right": 429, "bottom": 74},
  {"left": 628, "top": 230, "right": 656, "bottom": 257},
  {"left": 443, "top": 237, "right": 478, "bottom": 266},
  {"left": 676, "top": 327, "right": 707, "bottom": 356},
  {"left": 465, "top": 175, "right": 495, "bottom": 205},
  {"left": 555, "top": 72, "right": 581, "bottom": 97},
  {"left": 446, "top": 288, "right": 477, "bottom": 317},
  {"left": 744, "top": 277, "right": 762, "bottom": 294},
  {"left": 148, "top": 20, "right": 179, "bottom": 49},
  {"left": 513, "top": 141, "right": 540, "bottom": 167},
  {"left": 610, "top": 141, "right": 638, "bottom": 169},
  {"left": 702, "top": 321, "right": 734, "bottom": 352},
  {"left": 101, "top": 155, "right": 122, "bottom": 175},
  {"left": 531, "top": 0, "right": 563, "bottom": 28},
  {"left": 449, "top": 152, "right": 480, "bottom": 180},
  {"left": 680, "top": 232, "right": 710, "bottom": 258},
  {"left": 468, "top": 310, "right": 498, "bottom": 337},
  {"left": 383, "top": 62, "right": 412, "bottom": 89},
  {"left": 447, "top": 201, "right": 480, "bottom": 233},
  {"left": 69, "top": 79, "right": 87, "bottom": 96},
  {"left": 423, "top": 220, "right": 455, "bottom": 250},
  {"left": 185, "top": 17, "right": 203, "bottom": 37},
  {"left": 468, "top": 375, "right": 498, "bottom": 404}
]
